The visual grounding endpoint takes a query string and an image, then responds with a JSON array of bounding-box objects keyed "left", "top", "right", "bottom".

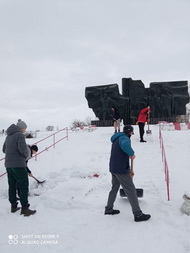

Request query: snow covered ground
[{"left": 0, "top": 124, "right": 190, "bottom": 253}]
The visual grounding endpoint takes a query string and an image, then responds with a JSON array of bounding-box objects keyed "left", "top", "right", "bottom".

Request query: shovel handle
[
  {"left": 130, "top": 159, "right": 134, "bottom": 173},
  {"left": 147, "top": 109, "right": 150, "bottom": 129},
  {"left": 31, "top": 175, "right": 40, "bottom": 183},
  {"left": 31, "top": 175, "right": 45, "bottom": 184}
]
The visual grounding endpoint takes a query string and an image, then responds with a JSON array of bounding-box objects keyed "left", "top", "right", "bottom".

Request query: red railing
[
  {"left": 159, "top": 125, "right": 170, "bottom": 201},
  {"left": 0, "top": 127, "right": 68, "bottom": 177},
  {"left": 32, "top": 127, "right": 68, "bottom": 160}
]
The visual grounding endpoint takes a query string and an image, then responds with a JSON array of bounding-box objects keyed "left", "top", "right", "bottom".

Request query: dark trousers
[
  {"left": 105, "top": 173, "right": 142, "bottom": 217},
  {"left": 138, "top": 122, "right": 145, "bottom": 141},
  {"left": 6, "top": 168, "right": 29, "bottom": 207}
]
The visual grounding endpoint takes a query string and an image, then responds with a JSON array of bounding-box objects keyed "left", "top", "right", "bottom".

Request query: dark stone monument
[{"left": 85, "top": 77, "right": 189, "bottom": 126}]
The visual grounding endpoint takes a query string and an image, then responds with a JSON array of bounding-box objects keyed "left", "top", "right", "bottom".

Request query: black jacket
[{"left": 112, "top": 108, "right": 120, "bottom": 120}]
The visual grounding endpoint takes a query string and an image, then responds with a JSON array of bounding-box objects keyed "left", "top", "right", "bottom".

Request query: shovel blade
[
  {"left": 120, "top": 188, "right": 143, "bottom": 198},
  {"left": 38, "top": 180, "right": 46, "bottom": 184},
  {"left": 146, "top": 130, "right": 152, "bottom": 134}
]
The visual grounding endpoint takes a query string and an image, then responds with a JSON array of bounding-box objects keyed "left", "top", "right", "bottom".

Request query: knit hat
[
  {"left": 17, "top": 119, "right": 27, "bottom": 129},
  {"left": 31, "top": 145, "right": 38, "bottom": 152},
  {"left": 123, "top": 125, "right": 134, "bottom": 134}
]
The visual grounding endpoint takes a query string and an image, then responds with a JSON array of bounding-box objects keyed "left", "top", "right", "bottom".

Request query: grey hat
[{"left": 17, "top": 119, "right": 27, "bottom": 129}]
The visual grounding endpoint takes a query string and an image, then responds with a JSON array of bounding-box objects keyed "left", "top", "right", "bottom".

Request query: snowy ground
[{"left": 0, "top": 125, "right": 190, "bottom": 253}]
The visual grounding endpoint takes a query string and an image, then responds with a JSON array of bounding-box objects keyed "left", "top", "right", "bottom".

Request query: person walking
[
  {"left": 137, "top": 106, "right": 150, "bottom": 142},
  {"left": 104, "top": 125, "right": 151, "bottom": 222},
  {"left": 2, "top": 119, "right": 36, "bottom": 216},
  {"left": 111, "top": 106, "right": 121, "bottom": 133}
]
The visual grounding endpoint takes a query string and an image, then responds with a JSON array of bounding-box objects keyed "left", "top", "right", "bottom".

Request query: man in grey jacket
[{"left": 2, "top": 119, "right": 36, "bottom": 216}]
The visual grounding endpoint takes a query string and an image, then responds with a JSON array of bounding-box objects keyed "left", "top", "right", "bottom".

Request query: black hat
[
  {"left": 123, "top": 125, "right": 134, "bottom": 134},
  {"left": 31, "top": 145, "right": 38, "bottom": 152}
]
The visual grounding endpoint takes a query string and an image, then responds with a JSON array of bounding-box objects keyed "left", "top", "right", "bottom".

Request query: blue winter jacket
[{"left": 109, "top": 132, "right": 135, "bottom": 174}]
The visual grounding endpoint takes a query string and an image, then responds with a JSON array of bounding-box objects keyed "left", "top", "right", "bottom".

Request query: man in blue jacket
[{"left": 105, "top": 125, "right": 151, "bottom": 222}]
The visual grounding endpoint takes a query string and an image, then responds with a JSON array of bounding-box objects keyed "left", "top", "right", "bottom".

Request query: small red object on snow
[{"left": 93, "top": 173, "right": 100, "bottom": 178}]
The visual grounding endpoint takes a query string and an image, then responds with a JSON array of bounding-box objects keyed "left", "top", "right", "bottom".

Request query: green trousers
[{"left": 6, "top": 168, "right": 29, "bottom": 207}]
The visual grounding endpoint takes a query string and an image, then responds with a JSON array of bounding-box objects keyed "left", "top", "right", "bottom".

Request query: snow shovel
[
  {"left": 146, "top": 110, "right": 152, "bottom": 135},
  {"left": 120, "top": 160, "right": 143, "bottom": 198},
  {"left": 31, "top": 175, "right": 46, "bottom": 184}
]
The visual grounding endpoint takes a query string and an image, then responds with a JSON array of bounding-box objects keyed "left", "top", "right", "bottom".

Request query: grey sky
[{"left": 0, "top": 0, "right": 190, "bottom": 130}]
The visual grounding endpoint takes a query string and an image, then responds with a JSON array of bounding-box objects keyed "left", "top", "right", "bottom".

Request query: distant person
[
  {"left": 137, "top": 106, "right": 151, "bottom": 142},
  {"left": 2, "top": 119, "right": 36, "bottom": 216},
  {"left": 104, "top": 125, "right": 151, "bottom": 222},
  {"left": 111, "top": 107, "right": 121, "bottom": 133},
  {"left": 0, "top": 129, "right": 5, "bottom": 135}
]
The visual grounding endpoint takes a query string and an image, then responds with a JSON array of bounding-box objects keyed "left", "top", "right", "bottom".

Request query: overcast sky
[{"left": 0, "top": 0, "right": 190, "bottom": 130}]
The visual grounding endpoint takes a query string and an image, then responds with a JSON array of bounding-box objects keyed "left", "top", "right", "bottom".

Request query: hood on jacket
[
  {"left": 111, "top": 132, "right": 126, "bottom": 143},
  {"left": 6, "top": 124, "right": 21, "bottom": 136}
]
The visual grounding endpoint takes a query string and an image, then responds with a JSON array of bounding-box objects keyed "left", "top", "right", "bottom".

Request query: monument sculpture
[{"left": 85, "top": 78, "right": 189, "bottom": 125}]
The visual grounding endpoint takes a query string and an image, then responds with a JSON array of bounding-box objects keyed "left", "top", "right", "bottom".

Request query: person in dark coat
[
  {"left": 2, "top": 119, "right": 36, "bottom": 216},
  {"left": 105, "top": 125, "right": 151, "bottom": 222},
  {"left": 16, "top": 144, "right": 38, "bottom": 198},
  {"left": 111, "top": 107, "right": 121, "bottom": 133},
  {"left": 137, "top": 106, "right": 150, "bottom": 142},
  {"left": 26, "top": 144, "right": 38, "bottom": 176}
]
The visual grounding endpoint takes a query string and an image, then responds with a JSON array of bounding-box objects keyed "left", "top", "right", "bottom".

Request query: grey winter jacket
[{"left": 2, "top": 124, "right": 29, "bottom": 168}]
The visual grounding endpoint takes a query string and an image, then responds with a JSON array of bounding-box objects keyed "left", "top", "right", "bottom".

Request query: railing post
[
  {"left": 66, "top": 127, "right": 68, "bottom": 140},
  {"left": 53, "top": 133, "right": 55, "bottom": 148}
]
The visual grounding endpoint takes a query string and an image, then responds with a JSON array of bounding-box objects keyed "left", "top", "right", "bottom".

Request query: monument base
[{"left": 91, "top": 120, "right": 113, "bottom": 127}]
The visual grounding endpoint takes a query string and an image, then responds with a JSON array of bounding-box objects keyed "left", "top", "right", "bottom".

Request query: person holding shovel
[
  {"left": 26, "top": 144, "right": 38, "bottom": 176},
  {"left": 25, "top": 144, "right": 46, "bottom": 184},
  {"left": 137, "top": 106, "right": 151, "bottom": 142},
  {"left": 2, "top": 119, "right": 37, "bottom": 216},
  {"left": 17, "top": 144, "right": 44, "bottom": 198},
  {"left": 104, "top": 125, "right": 151, "bottom": 222},
  {"left": 16, "top": 144, "right": 39, "bottom": 197}
]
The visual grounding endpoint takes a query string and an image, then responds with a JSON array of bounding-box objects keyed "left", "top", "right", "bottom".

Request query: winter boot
[
  {"left": 140, "top": 140, "right": 147, "bottom": 143},
  {"left": 11, "top": 202, "right": 20, "bottom": 213},
  {"left": 134, "top": 213, "right": 151, "bottom": 222},
  {"left": 105, "top": 209, "right": 120, "bottom": 215},
  {"left": 20, "top": 204, "right": 36, "bottom": 216}
]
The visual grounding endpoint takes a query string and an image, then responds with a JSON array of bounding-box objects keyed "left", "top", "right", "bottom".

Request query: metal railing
[
  {"left": 159, "top": 125, "right": 170, "bottom": 201},
  {"left": 0, "top": 127, "right": 68, "bottom": 177}
]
